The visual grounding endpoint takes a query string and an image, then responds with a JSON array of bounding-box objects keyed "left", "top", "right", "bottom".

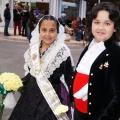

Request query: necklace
[
  {"left": 40, "top": 52, "right": 43, "bottom": 64},
  {"left": 39, "top": 41, "right": 49, "bottom": 64},
  {"left": 39, "top": 41, "right": 43, "bottom": 64}
]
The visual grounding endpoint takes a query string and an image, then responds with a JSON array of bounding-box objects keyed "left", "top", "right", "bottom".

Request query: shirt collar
[{"left": 88, "top": 38, "right": 106, "bottom": 51}]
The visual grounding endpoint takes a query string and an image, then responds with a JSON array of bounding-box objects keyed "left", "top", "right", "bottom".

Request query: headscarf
[{"left": 29, "top": 15, "right": 66, "bottom": 45}]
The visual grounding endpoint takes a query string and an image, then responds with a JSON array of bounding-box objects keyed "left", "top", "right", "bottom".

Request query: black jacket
[
  {"left": 13, "top": 9, "right": 21, "bottom": 21},
  {"left": 22, "top": 10, "right": 29, "bottom": 22},
  {"left": 28, "top": 13, "right": 37, "bottom": 28},
  {"left": 4, "top": 8, "right": 11, "bottom": 20},
  {"left": 73, "top": 39, "right": 120, "bottom": 120}
]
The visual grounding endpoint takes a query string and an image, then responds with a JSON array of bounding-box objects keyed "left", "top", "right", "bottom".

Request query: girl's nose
[{"left": 46, "top": 31, "right": 50, "bottom": 35}]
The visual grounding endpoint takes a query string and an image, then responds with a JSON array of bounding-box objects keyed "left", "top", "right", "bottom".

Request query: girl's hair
[
  {"left": 38, "top": 15, "right": 60, "bottom": 33},
  {"left": 86, "top": 2, "right": 120, "bottom": 42}
]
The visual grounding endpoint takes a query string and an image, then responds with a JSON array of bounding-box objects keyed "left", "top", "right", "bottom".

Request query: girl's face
[
  {"left": 92, "top": 10, "right": 116, "bottom": 42},
  {"left": 40, "top": 20, "right": 57, "bottom": 46}
]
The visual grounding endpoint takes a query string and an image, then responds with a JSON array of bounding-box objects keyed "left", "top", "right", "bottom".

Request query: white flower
[
  {"left": 54, "top": 104, "right": 68, "bottom": 115},
  {"left": 0, "top": 72, "right": 23, "bottom": 91},
  {"left": 104, "top": 61, "right": 109, "bottom": 68}
]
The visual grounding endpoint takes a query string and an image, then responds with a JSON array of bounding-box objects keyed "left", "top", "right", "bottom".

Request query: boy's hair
[
  {"left": 86, "top": 2, "right": 120, "bottom": 42},
  {"left": 38, "top": 15, "right": 59, "bottom": 33},
  {"left": 6, "top": 3, "right": 9, "bottom": 8}
]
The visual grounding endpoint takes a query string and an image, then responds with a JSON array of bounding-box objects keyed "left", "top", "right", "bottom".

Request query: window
[{"left": 62, "top": 0, "right": 78, "bottom": 3}]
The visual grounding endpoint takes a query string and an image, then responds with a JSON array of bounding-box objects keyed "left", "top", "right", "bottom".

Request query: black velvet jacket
[{"left": 73, "top": 39, "right": 120, "bottom": 120}]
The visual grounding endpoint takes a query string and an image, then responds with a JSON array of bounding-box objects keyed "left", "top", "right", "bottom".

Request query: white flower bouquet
[
  {"left": 54, "top": 104, "right": 68, "bottom": 115},
  {"left": 0, "top": 72, "right": 23, "bottom": 120}
]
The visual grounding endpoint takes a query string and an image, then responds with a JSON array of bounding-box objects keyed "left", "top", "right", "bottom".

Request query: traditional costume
[
  {"left": 73, "top": 38, "right": 120, "bottom": 120},
  {"left": 9, "top": 16, "right": 74, "bottom": 120}
]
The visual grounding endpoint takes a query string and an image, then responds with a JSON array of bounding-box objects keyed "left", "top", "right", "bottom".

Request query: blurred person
[
  {"left": 71, "top": 17, "right": 82, "bottom": 41},
  {"left": 28, "top": 8, "right": 37, "bottom": 42},
  {"left": 13, "top": 3, "right": 21, "bottom": 35},
  {"left": 4, "top": 3, "right": 11, "bottom": 36},
  {"left": 61, "top": 11, "right": 66, "bottom": 25},
  {"left": 37, "top": 9, "right": 45, "bottom": 22},
  {"left": 65, "top": 16, "right": 72, "bottom": 28},
  {"left": 22, "top": 5, "right": 29, "bottom": 37},
  {"left": 82, "top": 18, "right": 86, "bottom": 26}
]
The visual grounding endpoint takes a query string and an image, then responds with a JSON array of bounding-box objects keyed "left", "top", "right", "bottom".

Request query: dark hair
[
  {"left": 6, "top": 3, "right": 9, "bottom": 8},
  {"left": 30, "top": 8, "right": 36, "bottom": 13},
  {"left": 38, "top": 15, "right": 59, "bottom": 33},
  {"left": 86, "top": 2, "right": 120, "bottom": 42}
]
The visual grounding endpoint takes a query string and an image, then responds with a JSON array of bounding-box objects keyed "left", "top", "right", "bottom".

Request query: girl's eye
[
  {"left": 42, "top": 29, "right": 46, "bottom": 32},
  {"left": 50, "top": 29, "right": 55, "bottom": 32}
]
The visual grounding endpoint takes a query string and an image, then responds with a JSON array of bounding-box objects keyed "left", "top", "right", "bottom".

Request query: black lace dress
[{"left": 8, "top": 57, "right": 74, "bottom": 120}]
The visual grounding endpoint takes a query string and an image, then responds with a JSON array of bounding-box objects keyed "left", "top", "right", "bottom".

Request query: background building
[
  {"left": 0, "top": 0, "right": 87, "bottom": 27},
  {"left": 0, "top": 0, "right": 120, "bottom": 28}
]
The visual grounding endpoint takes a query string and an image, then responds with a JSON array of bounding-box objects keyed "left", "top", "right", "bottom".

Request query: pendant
[{"left": 40, "top": 58, "right": 43, "bottom": 64}]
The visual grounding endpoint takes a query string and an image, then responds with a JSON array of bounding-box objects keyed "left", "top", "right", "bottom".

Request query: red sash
[{"left": 73, "top": 72, "right": 89, "bottom": 113}]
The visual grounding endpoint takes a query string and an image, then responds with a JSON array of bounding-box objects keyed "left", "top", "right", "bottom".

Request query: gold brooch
[
  {"left": 104, "top": 61, "right": 109, "bottom": 68},
  {"left": 99, "top": 64, "right": 103, "bottom": 70}
]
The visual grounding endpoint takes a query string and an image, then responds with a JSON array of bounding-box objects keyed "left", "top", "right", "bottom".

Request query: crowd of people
[
  {"left": 4, "top": 3, "right": 46, "bottom": 42},
  {"left": 58, "top": 11, "right": 86, "bottom": 42},
  {"left": 2, "top": 2, "right": 120, "bottom": 120},
  {"left": 3, "top": 2, "right": 86, "bottom": 43}
]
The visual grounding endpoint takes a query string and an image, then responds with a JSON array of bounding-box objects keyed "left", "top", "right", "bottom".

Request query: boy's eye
[
  {"left": 105, "top": 23, "right": 110, "bottom": 25},
  {"left": 94, "top": 21, "right": 99, "bottom": 24}
]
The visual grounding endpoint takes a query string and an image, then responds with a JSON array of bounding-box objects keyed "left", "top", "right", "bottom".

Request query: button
[
  {"left": 89, "top": 83, "right": 92, "bottom": 86},
  {"left": 106, "top": 54, "right": 109, "bottom": 56},
  {"left": 89, "top": 92, "right": 92, "bottom": 95},
  {"left": 91, "top": 73, "right": 93, "bottom": 76},
  {"left": 89, "top": 112, "right": 91, "bottom": 115},
  {"left": 89, "top": 102, "right": 92, "bottom": 105},
  {"left": 71, "top": 76, "right": 73, "bottom": 79}
]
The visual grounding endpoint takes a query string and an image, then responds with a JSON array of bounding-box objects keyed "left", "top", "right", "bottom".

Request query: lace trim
[
  {"left": 41, "top": 40, "right": 70, "bottom": 78},
  {"left": 44, "top": 46, "right": 70, "bottom": 78},
  {"left": 24, "top": 40, "right": 70, "bottom": 78}
]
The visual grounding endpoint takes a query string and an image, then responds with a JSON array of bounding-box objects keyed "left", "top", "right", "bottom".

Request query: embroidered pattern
[{"left": 24, "top": 41, "right": 70, "bottom": 78}]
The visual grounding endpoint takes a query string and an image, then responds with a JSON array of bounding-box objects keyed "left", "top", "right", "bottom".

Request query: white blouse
[{"left": 76, "top": 39, "right": 106, "bottom": 75}]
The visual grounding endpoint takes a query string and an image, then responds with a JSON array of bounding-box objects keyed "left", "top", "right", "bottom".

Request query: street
[{"left": 0, "top": 39, "right": 85, "bottom": 120}]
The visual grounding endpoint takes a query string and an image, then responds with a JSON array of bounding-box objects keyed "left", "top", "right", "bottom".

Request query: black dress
[{"left": 9, "top": 57, "right": 74, "bottom": 120}]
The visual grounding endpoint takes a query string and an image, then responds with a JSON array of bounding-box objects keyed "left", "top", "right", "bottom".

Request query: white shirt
[{"left": 76, "top": 39, "right": 106, "bottom": 75}]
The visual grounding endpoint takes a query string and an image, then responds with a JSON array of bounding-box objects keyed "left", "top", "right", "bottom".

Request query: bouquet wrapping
[{"left": 0, "top": 72, "right": 23, "bottom": 120}]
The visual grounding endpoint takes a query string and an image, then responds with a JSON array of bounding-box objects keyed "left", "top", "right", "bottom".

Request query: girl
[
  {"left": 73, "top": 2, "right": 120, "bottom": 120},
  {"left": 9, "top": 15, "right": 74, "bottom": 120}
]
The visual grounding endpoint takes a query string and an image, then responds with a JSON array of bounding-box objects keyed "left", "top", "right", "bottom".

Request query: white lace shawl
[
  {"left": 24, "top": 40, "right": 72, "bottom": 78},
  {"left": 24, "top": 15, "right": 73, "bottom": 78}
]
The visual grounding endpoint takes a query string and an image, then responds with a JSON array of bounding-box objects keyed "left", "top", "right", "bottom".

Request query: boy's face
[
  {"left": 92, "top": 10, "right": 116, "bottom": 42},
  {"left": 39, "top": 20, "right": 57, "bottom": 46}
]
